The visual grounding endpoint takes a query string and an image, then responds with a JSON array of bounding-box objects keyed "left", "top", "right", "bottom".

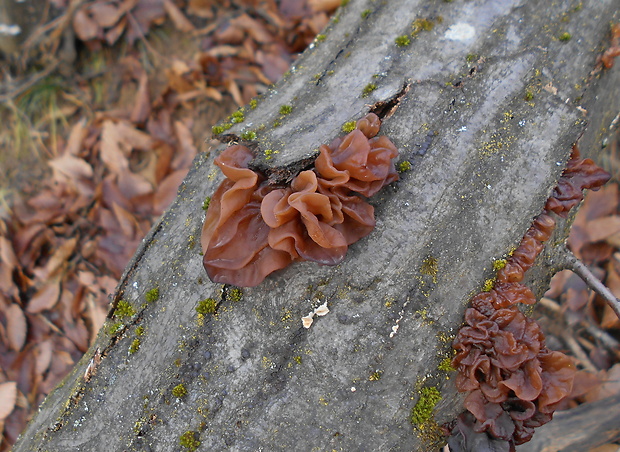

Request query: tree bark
[{"left": 13, "top": 1, "right": 620, "bottom": 451}]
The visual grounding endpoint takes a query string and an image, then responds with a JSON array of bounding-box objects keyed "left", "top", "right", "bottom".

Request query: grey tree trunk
[{"left": 13, "top": 0, "right": 620, "bottom": 451}]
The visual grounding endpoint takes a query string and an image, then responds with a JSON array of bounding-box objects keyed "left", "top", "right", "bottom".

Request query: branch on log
[{"left": 13, "top": 1, "right": 620, "bottom": 451}]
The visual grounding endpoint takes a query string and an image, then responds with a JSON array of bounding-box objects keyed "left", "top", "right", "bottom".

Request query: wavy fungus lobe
[{"left": 202, "top": 113, "right": 399, "bottom": 287}]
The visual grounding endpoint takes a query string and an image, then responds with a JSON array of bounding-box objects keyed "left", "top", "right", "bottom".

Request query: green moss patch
[{"left": 411, "top": 387, "right": 442, "bottom": 426}]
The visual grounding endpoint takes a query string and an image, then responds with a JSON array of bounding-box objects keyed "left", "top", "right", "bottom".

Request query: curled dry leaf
[
  {"left": 35, "top": 339, "right": 54, "bottom": 376},
  {"left": 26, "top": 279, "right": 61, "bottom": 314},
  {"left": 0, "top": 382, "right": 17, "bottom": 421},
  {"left": 73, "top": 9, "right": 100, "bottom": 41},
  {"left": 586, "top": 216, "right": 620, "bottom": 242},
  {"left": 32, "top": 237, "right": 78, "bottom": 282},
  {"left": 49, "top": 155, "right": 94, "bottom": 182},
  {"left": 88, "top": 2, "right": 124, "bottom": 28},
  {"left": 6, "top": 303, "right": 27, "bottom": 352},
  {"left": 64, "top": 118, "right": 88, "bottom": 156},
  {"left": 163, "top": 0, "right": 195, "bottom": 32}
]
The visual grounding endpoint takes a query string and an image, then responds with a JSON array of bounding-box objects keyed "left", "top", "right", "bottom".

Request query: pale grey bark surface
[{"left": 13, "top": 0, "right": 620, "bottom": 451}]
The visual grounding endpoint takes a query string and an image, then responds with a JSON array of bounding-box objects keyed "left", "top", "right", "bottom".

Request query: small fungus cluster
[
  {"left": 600, "top": 23, "right": 620, "bottom": 69},
  {"left": 450, "top": 146, "right": 610, "bottom": 447},
  {"left": 201, "top": 113, "right": 399, "bottom": 287}
]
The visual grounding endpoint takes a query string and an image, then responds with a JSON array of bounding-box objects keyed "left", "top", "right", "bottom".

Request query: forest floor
[{"left": 0, "top": 1, "right": 619, "bottom": 451}]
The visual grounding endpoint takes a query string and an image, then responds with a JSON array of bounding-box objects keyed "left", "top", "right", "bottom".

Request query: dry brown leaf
[
  {"left": 580, "top": 183, "right": 619, "bottom": 221},
  {"left": 130, "top": 71, "right": 151, "bottom": 124},
  {"left": 105, "top": 16, "right": 127, "bottom": 45},
  {"left": 585, "top": 363, "right": 620, "bottom": 402},
  {"left": 32, "top": 237, "right": 77, "bottom": 282},
  {"left": 27, "top": 279, "right": 61, "bottom": 314},
  {"left": 153, "top": 169, "right": 187, "bottom": 214},
  {"left": 6, "top": 304, "right": 27, "bottom": 352},
  {"left": 0, "top": 236, "right": 17, "bottom": 268},
  {"left": 86, "top": 293, "right": 107, "bottom": 342},
  {"left": 77, "top": 271, "right": 96, "bottom": 287},
  {"left": 308, "top": 0, "right": 341, "bottom": 12},
  {"left": 225, "top": 78, "right": 244, "bottom": 106},
  {"left": 172, "top": 120, "right": 197, "bottom": 170},
  {"left": 163, "top": 0, "right": 195, "bottom": 32},
  {"left": 233, "top": 14, "right": 272, "bottom": 44},
  {"left": 112, "top": 202, "right": 138, "bottom": 238},
  {"left": 606, "top": 230, "right": 620, "bottom": 248},
  {"left": 0, "top": 382, "right": 17, "bottom": 421},
  {"left": 114, "top": 121, "right": 156, "bottom": 151},
  {"left": 600, "top": 302, "right": 620, "bottom": 329},
  {"left": 88, "top": 2, "right": 124, "bottom": 28},
  {"left": 587, "top": 215, "right": 620, "bottom": 242},
  {"left": 64, "top": 118, "right": 88, "bottom": 156},
  {"left": 100, "top": 121, "right": 130, "bottom": 173},
  {"left": 117, "top": 168, "right": 153, "bottom": 200},
  {"left": 97, "top": 275, "right": 118, "bottom": 296},
  {"left": 49, "top": 154, "right": 94, "bottom": 181},
  {"left": 187, "top": 0, "right": 215, "bottom": 18},
  {"left": 73, "top": 9, "right": 101, "bottom": 41},
  {"left": 35, "top": 339, "right": 53, "bottom": 376}
]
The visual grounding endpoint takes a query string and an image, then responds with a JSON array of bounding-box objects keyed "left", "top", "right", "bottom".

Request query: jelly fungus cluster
[
  {"left": 450, "top": 146, "right": 610, "bottom": 448},
  {"left": 201, "top": 113, "right": 399, "bottom": 287}
]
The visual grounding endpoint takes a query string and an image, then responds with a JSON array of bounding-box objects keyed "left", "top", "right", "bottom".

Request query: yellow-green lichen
[
  {"left": 115, "top": 300, "right": 136, "bottom": 319},
  {"left": 438, "top": 357, "right": 456, "bottom": 372},
  {"left": 524, "top": 91, "right": 534, "bottom": 101},
  {"left": 172, "top": 383, "right": 188, "bottom": 398},
  {"left": 293, "top": 355, "right": 302, "bottom": 364},
  {"left": 196, "top": 298, "right": 217, "bottom": 315},
  {"left": 362, "top": 83, "right": 377, "bottom": 98},
  {"left": 241, "top": 130, "right": 257, "bottom": 140},
  {"left": 411, "top": 18, "right": 434, "bottom": 37},
  {"left": 558, "top": 32, "right": 572, "bottom": 42},
  {"left": 136, "top": 325, "right": 145, "bottom": 337},
  {"left": 466, "top": 53, "right": 479, "bottom": 62},
  {"left": 398, "top": 160, "right": 412, "bottom": 172},
  {"left": 202, "top": 196, "right": 211, "bottom": 210},
  {"left": 316, "top": 34, "right": 326, "bottom": 42},
  {"left": 361, "top": 9, "right": 371, "bottom": 19},
  {"left": 369, "top": 371, "right": 383, "bottom": 381},
  {"left": 492, "top": 259, "right": 507, "bottom": 271},
  {"left": 231, "top": 110, "right": 245, "bottom": 123},
  {"left": 249, "top": 99, "right": 258, "bottom": 109},
  {"left": 279, "top": 104, "right": 293, "bottom": 115},
  {"left": 420, "top": 257, "right": 438, "bottom": 283},
  {"left": 108, "top": 321, "right": 123, "bottom": 335},
  {"left": 227, "top": 288, "right": 243, "bottom": 302},
  {"left": 179, "top": 431, "right": 200, "bottom": 451},
  {"left": 340, "top": 0, "right": 349, "bottom": 5},
  {"left": 482, "top": 278, "right": 495, "bottom": 292},
  {"left": 411, "top": 387, "right": 442, "bottom": 426},
  {"left": 395, "top": 35, "right": 411, "bottom": 47},
  {"left": 129, "top": 338, "right": 141, "bottom": 354},
  {"left": 272, "top": 120, "right": 281, "bottom": 128},
  {"left": 341, "top": 121, "right": 356, "bottom": 133},
  {"left": 264, "top": 149, "right": 279, "bottom": 160},
  {"left": 145, "top": 287, "right": 159, "bottom": 303},
  {"left": 212, "top": 125, "right": 225, "bottom": 135}
]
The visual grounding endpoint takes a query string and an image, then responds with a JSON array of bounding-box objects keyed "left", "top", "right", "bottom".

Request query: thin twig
[
  {"left": 561, "top": 330, "right": 598, "bottom": 372},
  {"left": 560, "top": 247, "right": 620, "bottom": 320}
]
